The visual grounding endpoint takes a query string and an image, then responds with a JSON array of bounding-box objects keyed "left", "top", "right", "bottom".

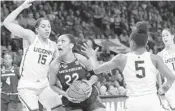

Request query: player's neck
[
  {"left": 62, "top": 52, "right": 75, "bottom": 63},
  {"left": 165, "top": 43, "right": 174, "bottom": 50},
  {"left": 133, "top": 47, "right": 147, "bottom": 55},
  {"left": 38, "top": 35, "right": 48, "bottom": 45}
]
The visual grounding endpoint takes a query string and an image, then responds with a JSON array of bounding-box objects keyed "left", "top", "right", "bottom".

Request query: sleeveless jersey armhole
[{"left": 33, "top": 35, "right": 39, "bottom": 45}]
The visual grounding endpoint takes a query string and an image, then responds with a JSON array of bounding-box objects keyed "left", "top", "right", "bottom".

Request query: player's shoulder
[
  {"left": 74, "top": 53, "right": 88, "bottom": 68},
  {"left": 157, "top": 51, "right": 163, "bottom": 57},
  {"left": 150, "top": 53, "right": 163, "bottom": 65},
  {"left": 74, "top": 53, "right": 87, "bottom": 62},
  {"left": 49, "top": 40, "right": 57, "bottom": 52},
  {"left": 49, "top": 40, "right": 57, "bottom": 47}
]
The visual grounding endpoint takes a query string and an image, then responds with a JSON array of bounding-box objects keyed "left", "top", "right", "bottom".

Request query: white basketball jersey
[
  {"left": 158, "top": 49, "right": 175, "bottom": 75},
  {"left": 18, "top": 36, "right": 56, "bottom": 89},
  {"left": 158, "top": 49, "right": 175, "bottom": 95},
  {"left": 123, "top": 52, "right": 158, "bottom": 96}
]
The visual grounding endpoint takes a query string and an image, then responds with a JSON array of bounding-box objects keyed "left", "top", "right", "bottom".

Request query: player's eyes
[{"left": 41, "top": 25, "right": 45, "bottom": 28}]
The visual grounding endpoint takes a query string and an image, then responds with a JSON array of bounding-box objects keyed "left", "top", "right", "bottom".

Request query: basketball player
[
  {"left": 1, "top": 52, "right": 19, "bottom": 111},
  {"left": 49, "top": 34, "right": 105, "bottom": 111},
  {"left": 90, "top": 21, "right": 175, "bottom": 111},
  {"left": 3, "top": 0, "right": 62, "bottom": 111},
  {"left": 158, "top": 28, "right": 175, "bottom": 110}
]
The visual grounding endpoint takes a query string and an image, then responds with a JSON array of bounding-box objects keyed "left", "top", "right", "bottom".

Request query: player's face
[
  {"left": 37, "top": 20, "right": 51, "bottom": 39},
  {"left": 57, "top": 35, "right": 74, "bottom": 56},
  {"left": 3, "top": 54, "right": 13, "bottom": 67},
  {"left": 162, "top": 29, "right": 174, "bottom": 46}
]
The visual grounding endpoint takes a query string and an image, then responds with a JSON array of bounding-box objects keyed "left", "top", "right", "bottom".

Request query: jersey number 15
[
  {"left": 38, "top": 54, "right": 47, "bottom": 65},
  {"left": 135, "top": 61, "right": 145, "bottom": 78}
]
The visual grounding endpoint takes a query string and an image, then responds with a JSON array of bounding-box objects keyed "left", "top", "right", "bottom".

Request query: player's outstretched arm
[
  {"left": 93, "top": 54, "right": 123, "bottom": 74},
  {"left": 152, "top": 54, "right": 175, "bottom": 93},
  {"left": 3, "top": 0, "right": 35, "bottom": 42}
]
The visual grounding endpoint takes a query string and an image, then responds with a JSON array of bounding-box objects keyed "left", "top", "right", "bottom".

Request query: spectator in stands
[
  {"left": 43, "top": 2, "right": 52, "bottom": 13},
  {"left": 107, "top": 84, "right": 119, "bottom": 95},
  {"left": 26, "top": 12, "right": 36, "bottom": 29},
  {"left": 118, "top": 86, "right": 126, "bottom": 96},
  {"left": 115, "top": 70, "right": 125, "bottom": 87},
  {"left": 17, "top": 14, "right": 28, "bottom": 28},
  {"left": 104, "top": 24, "right": 115, "bottom": 39},
  {"left": 1, "top": 3, "right": 9, "bottom": 20},
  {"left": 110, "top": 15, "right": 127, "bottom": 37},
  {"left": 100, "top": 85, "right": 108, "bottom": 95},
  {"left": 1, "top": 52, "right": 20, "bottom": 111},
  {"left": 34, "top": 12, "right": 40, "bottom": 20}
]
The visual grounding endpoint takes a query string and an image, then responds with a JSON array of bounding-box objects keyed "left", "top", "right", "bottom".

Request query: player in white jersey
[
  {"left": 3, "top": 0, "right": 62, "bottom": 111},
  {"left": 158, "top": 28, "right": 175, "bottom": 110},
  {"left": 87, "top": 21, "right": 175, "bottom": 111}
]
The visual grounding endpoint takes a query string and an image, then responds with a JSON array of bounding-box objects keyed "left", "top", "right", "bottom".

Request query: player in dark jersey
[
  {"left": 49, "top": 34, "right": 105, "bottom": 111},
  {"left": 1, "top": 52, "right": 20, "bottom": 111}
]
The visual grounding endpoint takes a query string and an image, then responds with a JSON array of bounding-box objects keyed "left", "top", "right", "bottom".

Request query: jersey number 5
[
  {"left": 38, "top": 54, "right": 47, "bottom": 65},
  {"left": 135, "top": 61, "right": 145, "bottom": 78}
]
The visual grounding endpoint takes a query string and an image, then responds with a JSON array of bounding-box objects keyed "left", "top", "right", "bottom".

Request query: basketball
[{"left": 67, "top": 80, "right": 92, "bottom": 103}]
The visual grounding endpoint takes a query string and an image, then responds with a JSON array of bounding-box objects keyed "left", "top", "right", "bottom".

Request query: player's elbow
[{"left": 3, "top": 20, "right": 9, "bottom": 27}]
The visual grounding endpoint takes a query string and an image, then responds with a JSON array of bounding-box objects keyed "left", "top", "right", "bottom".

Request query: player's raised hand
[
  {"left": 81, "top": 42, "right": 99, "bottom": 59},
  {"left": 21, "top": 0, "right": 35, "bottom": 9}
]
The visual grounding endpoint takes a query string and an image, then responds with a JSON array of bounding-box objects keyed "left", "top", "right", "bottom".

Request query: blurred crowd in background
[{"left": 1, "top": 1, "right": 175, "bottom": 96}]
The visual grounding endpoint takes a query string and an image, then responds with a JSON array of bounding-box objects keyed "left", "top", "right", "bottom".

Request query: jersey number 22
[{"left": 65, "top": 73, "right": 79, "bottom": 85}]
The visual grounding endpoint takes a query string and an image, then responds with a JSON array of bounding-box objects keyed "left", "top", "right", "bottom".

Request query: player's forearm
[
  {"left": 93, "top": 61, "right": 116, "bottom": 74},
  {"left": 50, "top": 85, "right": 66, "bottom": 97},
  {"left": 3, "top": 5, "right": 25, "bottom": 25},
  {"left": 89, "top": 56, "right": 99, "bottom": 69},
  {"left": 88, "top": 75, "right": 98, "bottom": 85}
]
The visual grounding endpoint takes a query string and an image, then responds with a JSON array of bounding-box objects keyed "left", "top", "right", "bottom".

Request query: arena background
[{"left": 1, "top": 1, "right": 175, "bottom": 111}]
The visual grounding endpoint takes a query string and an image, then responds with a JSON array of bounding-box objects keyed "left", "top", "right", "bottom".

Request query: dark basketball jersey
[
  {"left": 1, "top": 66, "right": 19, "bottom": 101},
  {"left": 57, "top": 57, "right": 89, "bottom": 91}
]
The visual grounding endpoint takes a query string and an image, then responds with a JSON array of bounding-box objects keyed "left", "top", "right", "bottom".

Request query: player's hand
[
  {"left": 81, "top": 43, "right": 99, "bottom": 59},
  {"left": 21, "top": 0, "right": 35, "bottom": 9},
  {"left": 158, "top": 87, "right": 165, "bottom": 95},
  {"left": 158, "top": 85, "right": 170, "bottom": 95},
  {"left": 81, "top": 80, "right": 92, "bottom": 98}
]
